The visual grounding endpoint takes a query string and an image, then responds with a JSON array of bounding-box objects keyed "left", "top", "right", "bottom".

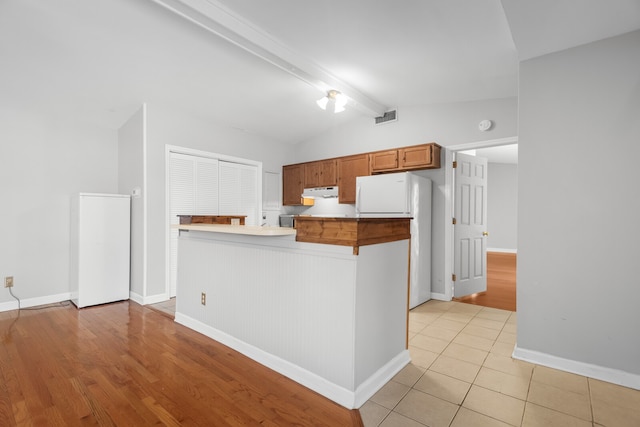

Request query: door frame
[{"left": 442, "top": 136, "right": 518, "bottom": 301}]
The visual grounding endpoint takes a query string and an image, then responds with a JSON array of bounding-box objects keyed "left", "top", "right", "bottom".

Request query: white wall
[
  {"left": 487, "top": 163, "right": 518, "bottom": 251},
  {"left": 118, "top": 106, "right": 146, "bottom": 297},
  {"left": 141, "top": 105, "right": 293, "bottom": 299},
  {"left": 515, "top": 30, "right": 640, "bottom": 387},
  {"left": 294, "top": 97, "right": 518, "bottom": 161},
  {"left": 0, "top": 107, "right": 118, "bottom": 307}
]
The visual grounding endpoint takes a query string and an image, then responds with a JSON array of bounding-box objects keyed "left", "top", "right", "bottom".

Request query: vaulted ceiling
[{"left": 1, "top": 0, "right": 639, "bottom": 144}]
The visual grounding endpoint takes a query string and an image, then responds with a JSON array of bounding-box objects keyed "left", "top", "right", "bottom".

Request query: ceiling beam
[{"left": 150, "top": 0, "right": 388, "bottom": 117}]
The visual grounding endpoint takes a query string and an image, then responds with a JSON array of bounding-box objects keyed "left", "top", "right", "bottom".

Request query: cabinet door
[
  {"left": 317, "top": 159, "right": 337, "bottom": 187},
  {"left": 304, "top": 162, "right": 319, "bottom": 188},
  {"left": 370, "top": 150, "right": 399, "bottom": 173},
  {"left": 283, "top": 164, "right": 304, "bottom": 205},
  {"left": 400, "top": 145, "right": 432, "bottom": 169},
  {"left": 337, "top": 154, "right": 369, "bottom": 204},
  {"left": 304, "top": 160, "right": 337, "bottom": 187}
]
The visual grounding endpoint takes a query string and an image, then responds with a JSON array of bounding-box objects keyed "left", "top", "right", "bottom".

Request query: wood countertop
[{"left": 294, "top": 216, "right": 410, "bottom": 255}]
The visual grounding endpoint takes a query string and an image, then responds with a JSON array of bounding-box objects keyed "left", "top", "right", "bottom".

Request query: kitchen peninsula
[{"left": 174, "top": 217, "right": 411, "bottom": 409}]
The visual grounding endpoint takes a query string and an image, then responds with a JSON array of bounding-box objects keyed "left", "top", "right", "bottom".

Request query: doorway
[
  {"left": 445, "top": 138, "right": 518, "bottom": 311},
  {"left": 454, "top": 251, "right": 517, "bottom": 311}
]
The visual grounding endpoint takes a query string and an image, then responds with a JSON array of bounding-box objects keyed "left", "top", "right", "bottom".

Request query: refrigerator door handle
[{"left": 355, "top": 186, "right": 361, "bottom": 214}]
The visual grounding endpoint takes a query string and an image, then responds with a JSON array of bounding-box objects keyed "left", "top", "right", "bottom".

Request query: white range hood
[{"left": 301, "top": 186, "right": 339, "bottom": 198}]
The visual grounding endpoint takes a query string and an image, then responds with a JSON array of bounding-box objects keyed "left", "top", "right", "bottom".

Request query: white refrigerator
[
  {"left": 356, "top": 172, "right": 432, "bottom": 308},
  {"left": 70, "top": 193, "right": 131, "bottom": 308}
]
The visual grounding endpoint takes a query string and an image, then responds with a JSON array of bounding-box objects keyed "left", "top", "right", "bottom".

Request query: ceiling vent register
[{"left": 375, "top": 110, "right": 398, "bottom": 125}]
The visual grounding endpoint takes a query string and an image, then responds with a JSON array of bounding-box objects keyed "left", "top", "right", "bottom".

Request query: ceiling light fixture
[{"left": 316, "top": 90, "right": 348, "bottom": 113}]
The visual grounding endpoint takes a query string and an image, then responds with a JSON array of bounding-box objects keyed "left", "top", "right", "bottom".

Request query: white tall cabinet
[{"left": 70, "top": 193, "right": 131, "bottom": 308}]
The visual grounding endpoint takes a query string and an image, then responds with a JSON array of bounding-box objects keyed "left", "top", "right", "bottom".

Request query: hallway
[{"left": 455, "top": 252, "right": 516, "bottom": 312}]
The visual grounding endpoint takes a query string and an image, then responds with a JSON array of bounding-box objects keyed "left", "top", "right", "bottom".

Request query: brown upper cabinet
[
  {"left": 370, "top": 143, "right": 441, "bottom": 174},
  {"left": 282, "top": 164, "right": 305, "bottom": 206},
  {"left": 337, "top": 154, "right": 369, "bottom": 204},
  {"left": 282, "top": 143, "right": 441, "bottom": 205},
  {"left": 369, "top": 150, "right": 398, "bottom": 172},
  {"left": 304, "top": 159, "right": 337, "bottom": 188}
]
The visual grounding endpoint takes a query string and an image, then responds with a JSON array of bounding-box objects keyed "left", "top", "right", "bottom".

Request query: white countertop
[{"left": 176, "top": 223, "right": 296, "bottom": 236}]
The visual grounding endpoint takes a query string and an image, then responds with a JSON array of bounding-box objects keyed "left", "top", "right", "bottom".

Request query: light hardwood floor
[
  {"left": 0, "top": 301, "right": 363, "bottom": 426},
  {"left": 454, "top": 252, "right": 517, "bottom": 312}
]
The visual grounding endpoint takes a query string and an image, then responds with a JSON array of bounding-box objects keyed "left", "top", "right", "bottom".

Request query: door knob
[{"left": 482, "top": 231, "right": 489, "bottom": 236}]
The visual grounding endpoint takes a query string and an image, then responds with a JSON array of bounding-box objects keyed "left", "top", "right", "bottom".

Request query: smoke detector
[{"left": 478, "top": 119, "right": 493, "bottom": 131}]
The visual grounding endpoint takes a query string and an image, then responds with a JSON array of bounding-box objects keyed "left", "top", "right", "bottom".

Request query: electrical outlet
[
  {"left": 201, "top": 292, "right": 206, "bottom": 305},
  {"left": 5, "top": 276, "right": 14, "bottom": 288}
]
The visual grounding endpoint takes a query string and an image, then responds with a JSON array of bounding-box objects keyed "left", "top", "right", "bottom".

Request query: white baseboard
[
  {"left": 129, "top": 291, "right": 169, "bottom": 306},
  {"left": 513, "top": 345, "right": 640, "bottom": 391},
  {"left": 353, "top": 350, "right": 410, "bottom": 408},
  {"left": 129, "top": 291, "right": 144, "bottom": 305},
  {"left": 175, "top": 312, "right": 409, "bottom": 409},
  {"left": 430, "top": 292, "right": 449, "bottom": 301},
  {"left": 1, "top": 290, "right": 170, "bottom": 311},
  {"left": 0, "top": 292, "right": 72, "bottom": 312}
]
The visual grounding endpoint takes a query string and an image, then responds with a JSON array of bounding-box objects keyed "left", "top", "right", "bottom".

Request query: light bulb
[
  {"left": 316, "top": 96, "right": 329, "bottom": 110},
  {"left": 334, "top": 93, "right": 347, "bottom": 113}
]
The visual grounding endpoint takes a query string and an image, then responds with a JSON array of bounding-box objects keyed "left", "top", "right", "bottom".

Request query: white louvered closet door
[
  {"left": 219, "top": 161, "right": 258, "bottom": 226},
  {"left": 169, "top": 153, "right": 220, "bottom": 297},
  {"left": 195, "top": 158, "right": 219, "bottom": 214},
  {"left": 169, "top": 154, "right": 195, "bottom": 298}
]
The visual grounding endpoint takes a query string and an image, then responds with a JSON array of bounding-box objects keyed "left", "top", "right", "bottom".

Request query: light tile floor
[{"left": 360, "top": 300, "right": 640, "bottom": 427}]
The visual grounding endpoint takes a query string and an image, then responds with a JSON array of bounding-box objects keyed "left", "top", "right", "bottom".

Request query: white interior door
[{"left": 454, "top": 152, "right": 489, "bottom": 297}]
